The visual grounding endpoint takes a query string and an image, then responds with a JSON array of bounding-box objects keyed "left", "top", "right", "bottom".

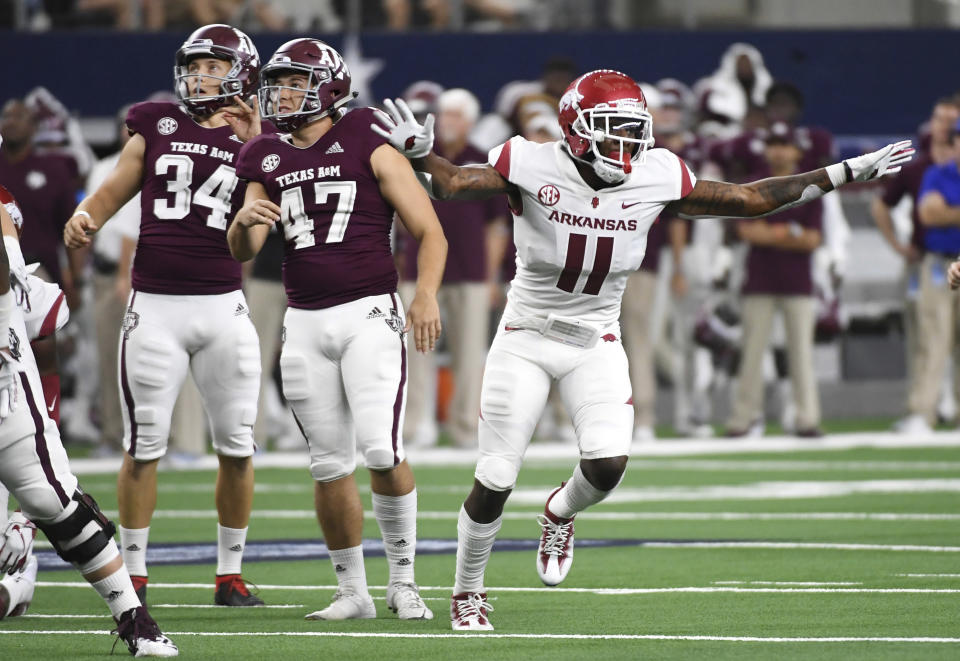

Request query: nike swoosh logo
[
  {"left": 48, "top": 396, "right": 57, "bottom": 413},
  {"left": 621, "top": 201, "right": 642, "bottom": 209}
]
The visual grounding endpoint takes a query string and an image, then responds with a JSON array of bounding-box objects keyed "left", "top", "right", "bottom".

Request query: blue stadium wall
[{"left": 0, "top": 29, "right": 954, "bottom": 135}]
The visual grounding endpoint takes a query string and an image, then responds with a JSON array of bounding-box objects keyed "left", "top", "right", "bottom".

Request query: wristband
[
  {"left": 825, "top": 162, "right": 848, "bottom": 189},
  {"left": 74, "top": 210, "right": 94, "bottom": 223}
]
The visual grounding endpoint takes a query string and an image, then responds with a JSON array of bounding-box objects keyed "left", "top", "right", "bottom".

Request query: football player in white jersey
[
  {"left": 373, "top": 69, "right": 914, "bottom": 631},
  {"left": 0, "top": 201, "right": 177, "bottom": 655}
]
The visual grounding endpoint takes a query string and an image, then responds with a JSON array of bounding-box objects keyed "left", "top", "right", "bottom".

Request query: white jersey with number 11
[{"left": 488, "top": 136, "right": 697, "bottom": 325}]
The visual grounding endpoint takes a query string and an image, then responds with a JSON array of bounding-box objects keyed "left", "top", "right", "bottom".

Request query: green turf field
[{"left": 2, "top": 439, "right": 959, "bottom": 659}]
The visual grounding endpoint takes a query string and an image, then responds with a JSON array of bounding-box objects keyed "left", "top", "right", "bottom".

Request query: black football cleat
[{"left": 214, "top": 574, "right": 264, "bottom": 607}]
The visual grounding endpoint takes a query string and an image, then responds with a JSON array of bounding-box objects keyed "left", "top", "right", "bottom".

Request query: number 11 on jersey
[{"left": 556, "top": 233, "right": 614, "bottom": 295}]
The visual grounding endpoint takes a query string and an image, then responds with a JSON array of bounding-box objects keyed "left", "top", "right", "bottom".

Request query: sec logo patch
[
  {"left": 538, "top": 184, "right": 560, "bottom": 206},
  {"left": 261, "top": 154, "right": 280, "bottom": 172},
  {"left": 157, "top": 117, "right": 179, "bottom": 135}
]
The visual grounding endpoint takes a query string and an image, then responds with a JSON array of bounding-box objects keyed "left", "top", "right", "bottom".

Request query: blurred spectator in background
[
  {"left": 25, "top": 87, "right": 95, "bottom": 179},
  {"left": 0, "top": 99, "right": 85, "bottom": 308},
  {"left": 399, "top": 88, "right": 508, "bottom": 447},
  {"left": 84, "top": 102, "right": 141, "bottom": 453},
  {"left": 653, "top": 78, "right": 718, "bottom": 437},
  {"left": 909, "top": 117, "right": 960, "bottom": 433},
  {"left": 695, "top": 42, "right": 772, "bottom": 140},
  {"left": 726, "top": 123, "right": 823, "bottom": 437},
  {"left": 621, "top": 218, "right": 685, "bottom": 442},
  {"left": 873, "top": 97, "right": 959, "bottom": 434},
  {"left": 473, "top": 56, "right": 576, "bottom": 151}
]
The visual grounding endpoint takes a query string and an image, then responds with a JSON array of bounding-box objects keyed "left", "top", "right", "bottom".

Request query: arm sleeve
[
  {"left": 235, "top": 139, "right": 264, "bottom": 184},
  {"left": 677, "top": 155, "right": 697, "bottom": 199},
  {"left": 918, "top": 166, "right": 941, "bottom": 201},
  {"left": 487, "top": 137, "right": 519, "bottom": 184},
  {"left": 124, "top": 102, "right": 153, "bottom": 137}
]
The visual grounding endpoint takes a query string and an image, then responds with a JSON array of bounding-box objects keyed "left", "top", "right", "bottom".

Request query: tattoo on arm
[
  {"left": 665, "top": 170, "right": 834, "bottom": 219},
  {"left": 415, "top": 153, "right": 514, "bottom": 200}
]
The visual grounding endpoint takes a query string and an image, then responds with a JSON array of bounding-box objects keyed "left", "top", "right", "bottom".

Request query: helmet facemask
[
  {"left": 569, "top": 101, "right": 654, "bottom": 183},
  {"left": 174, "top": 48, "right": 245, "bottom": 116},
  {"left": 258, "top": 63, "right": 348, "bottom": 132}
]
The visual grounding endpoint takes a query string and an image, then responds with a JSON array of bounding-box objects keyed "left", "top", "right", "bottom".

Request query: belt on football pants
[{"left": 503, "top": 314, "right": 601, "bottom": 349}]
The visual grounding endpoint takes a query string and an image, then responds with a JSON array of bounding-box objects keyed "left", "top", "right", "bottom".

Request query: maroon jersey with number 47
[
  {"left": 236, "top": 107, "right": 398, "bottom": 309},
  {"left": 127, "top": 101, "right": 264, "bottom": 295}
]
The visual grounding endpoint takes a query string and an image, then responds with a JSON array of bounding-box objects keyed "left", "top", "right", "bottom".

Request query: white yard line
[
  {"left": 897, "top": 573, "right": 960, "bottom": 578},
  {"left": 509, "top": 479, "right": 960, "bottom": 504},
  {"left": 65, "top": 432, "right": 960, "bottom": 475},
  {"left": 31, "top": 582, "right": 960, "bottom": 594},
  {"left": 0, "top": 630, "right": 958, "bottom": 643},
  {"left": 83, "top": 509, "right": 960, "bottom": 522},
  {"left": 712, "top": 581, "right": 862, "bottom": 586}
]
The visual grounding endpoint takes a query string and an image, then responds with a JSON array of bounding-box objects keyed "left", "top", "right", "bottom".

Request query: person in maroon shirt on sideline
[
  {"left": 399, "top": 88, "right": 508, "bottom": 448},
  {"left": 229, "top": 38, "right": 446, "bottom": 622},
  {"left": 725, "top": 123, "right": 824, "bottom": 437},
  {"left": 871, "top": 97, "right": 960, "bottom": 435},
  {"left": 63, "top": 24, "right": 268, "bottom": 611},
  {"left": 0, "top": 100, "right": 84, "bottom": 308},
  {"left": 708, "top": 82, "right": 836, "bottom": 183}
]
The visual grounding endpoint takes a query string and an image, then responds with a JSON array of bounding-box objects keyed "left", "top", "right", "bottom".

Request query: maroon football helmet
[
  {"left": 174, "top": 24, "right": 260, "bottom": 117},
  {"left": 258, "top": 38, "right": 356, "bottom": 132},
  {"left": 558, "top": 70, "right": 654, "bottom": 182}
]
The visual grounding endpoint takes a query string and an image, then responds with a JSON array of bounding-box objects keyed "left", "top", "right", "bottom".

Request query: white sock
[
  {"left": 118, "top": 526, "right": 149, "bottom": 577},
  {"left": 329, "top": 545, "right": 368, "bottom": 595},
  {"left": 372, "top": 490, "right": 418, "bottom": 586},
  {"left": 453, "top": 506, "right": 501, "bottom": 595},
  {"left": 216, "top": 524, "right": 248, "bottom": 576},
  {"left": 548, "top": 464, "right": 611, "bottom": 520},
  {"left": 0, "top": 569, "right": 30, "bottom": 617},
  {"left": 91, "top": 567, "right": 142, "bottom": 619}
]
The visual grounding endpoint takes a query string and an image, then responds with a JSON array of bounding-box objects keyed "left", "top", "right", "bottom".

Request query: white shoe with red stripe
[
  {"left": 450, "top": 592, "right": 494, "bottom": 631},
  {"left": 536, "top": 484, "right": 575, "bottom": 586}
]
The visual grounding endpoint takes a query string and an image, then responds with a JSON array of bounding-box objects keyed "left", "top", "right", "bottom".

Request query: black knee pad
[{"left": 35, "top": 486, "right": 117, "bottom": 565}]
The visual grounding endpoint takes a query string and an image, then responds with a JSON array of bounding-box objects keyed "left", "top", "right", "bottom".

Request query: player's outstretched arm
[
  {"left": 64, "top": 133, "right": 145, "bottom": 249},
  {"left": 372, "top": 144, "right": 447, "bottom": 353},
  {"left": 371, "top": 97, "right": 513, "bottom": 200},
  {"left": 666, "top": 140, "right": 915, "bottom": 220},
  {"left": 227, "top": 182, "right": 279, "bottom": 262}
]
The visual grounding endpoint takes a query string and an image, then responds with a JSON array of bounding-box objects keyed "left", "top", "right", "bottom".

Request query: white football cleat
[
  {"left": 112, "top": 606, "right": 179, "bottom": 657},
  {"left": 450, "top": 592, "right": 494, "bottom": 631},
  {"left": 536, "top": 484, "right": 575, "bottom": 586},
  {"left": 386, "top": 582, "right": 434, "bottom": 620},
  {"left": 0, "top": 555, "right": 37, "bottom": 618},
  {"left": 305, "top": 589, "right": 376, "bottom": 621}
]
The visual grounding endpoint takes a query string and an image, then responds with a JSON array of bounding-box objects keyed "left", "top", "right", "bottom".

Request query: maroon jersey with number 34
[{"left": 126, "top": 101, "right": 265, "bottom": 295}]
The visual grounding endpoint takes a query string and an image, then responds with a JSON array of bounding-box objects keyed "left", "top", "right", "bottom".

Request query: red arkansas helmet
[
  {"left": 0, "top": 185, "right": 24, "bottom": 238},
  {"left": 258, "top": 39, "right": 357, "bottom": 132},
  {"left": 174, "top": 24, "right": 260, "bottom": 117},
  {"left": 558, "top": 70, "right": 655, "bottom": 182}
]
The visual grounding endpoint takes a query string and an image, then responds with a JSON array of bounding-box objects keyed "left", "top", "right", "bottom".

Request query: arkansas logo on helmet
[
  {"left": 174, "top": 24, "right": 261, "bottom": 117},
  {"left": 258, "top": 38, "right": 358, "bottom": 132},
  {"left": 557, "top": 70, "right": 655, "bottom": 183}
]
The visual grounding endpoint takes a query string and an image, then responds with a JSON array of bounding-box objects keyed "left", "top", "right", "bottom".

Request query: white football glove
[
  {"left": 371, "top": 98, "right": 435, "bottom": 160},
  {"left": 828, "top": 140, "right": 915, "bottom": 187},
  {"left": 0, "top": 511, "right": 36, "bottom": 574},
  {"left": 0, "top": 348, "right": 21, "bottom": 422}
]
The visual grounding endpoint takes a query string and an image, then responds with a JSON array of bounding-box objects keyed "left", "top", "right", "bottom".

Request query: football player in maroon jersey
[
  {"left": 64, "top": 24, "right": 268, "bottom": 609},
  {"left": 230, "top": 38, "right": 446, "bottom": 621}
]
